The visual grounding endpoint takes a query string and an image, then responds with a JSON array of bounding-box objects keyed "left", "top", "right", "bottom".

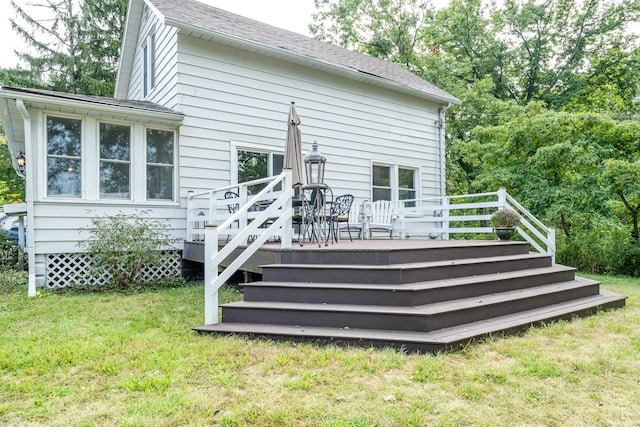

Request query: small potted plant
[{"left": 490, "top": 208, "right": 521, "bottom": 241}]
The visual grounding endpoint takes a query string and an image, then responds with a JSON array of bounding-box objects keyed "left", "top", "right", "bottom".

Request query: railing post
[
  {"left": 208, "top": 190, "right": 217, "bottom": 227},
  {"left": 442, "top": 197, "right": 450, "bottom": 240},
  {"left": 239, "top": 185, "right": 249, "bottom": 236},
  {"left": 498, "top": 187, "right": 507, "bottom": 210},
  {"left": 549, "top": 227, "right": 556, "bottom": 264},
  {"left": 204, "top": 225, "right": 219, "bottom": 325},
  {"left": 282, "top": 169, "right": 293, "bottom": 249},
  {"left": 362, "top": 200, "right": 371, "bottom": 240},
  {"left": 186, "top": 190, "right": 194, "bottom": 242}
]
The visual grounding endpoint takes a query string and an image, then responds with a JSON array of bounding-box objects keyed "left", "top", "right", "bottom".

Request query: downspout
[
  {"left": 15, "top": 99, "right": 37, "bottom": 297},
  {"left": 437, "top": 103, "right": 452, "bottom": 198}
]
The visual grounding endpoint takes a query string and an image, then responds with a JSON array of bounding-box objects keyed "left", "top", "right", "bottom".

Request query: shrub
[
  {"left": 555, "top": 216, "right": 634, "bottom": 275},
  {"left": 0, "top": 234, "right": 26, "bottom": 272},
  {"left": 490, "top": 209, "right": 521, "bottom": 228},
  {"left": 78, "top": 210, "right": 179, "bottom": 289}
]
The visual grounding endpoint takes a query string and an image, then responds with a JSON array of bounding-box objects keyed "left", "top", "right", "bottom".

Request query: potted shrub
[{"left": 490, "top": 208, "right": 521, "bottom": 241}]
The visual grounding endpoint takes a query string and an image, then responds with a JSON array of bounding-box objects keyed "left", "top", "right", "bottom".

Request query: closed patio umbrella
[{"left": 284, "top": 102, "right": 304, "bottom": 188}]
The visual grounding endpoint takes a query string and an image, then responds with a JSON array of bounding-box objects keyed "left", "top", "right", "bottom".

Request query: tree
[
  {"left": 310, "top": 0, "right": 435, "bottom": 70},
  {"left": 9, "top": 0, "right": 127, "bottom": 96},
  {"left": 0, "top": 137, "right": 25, "bottom": 204}
]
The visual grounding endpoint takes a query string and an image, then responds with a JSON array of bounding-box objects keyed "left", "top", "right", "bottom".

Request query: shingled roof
[
  {"left": 147, "top": 0, "right": 459, "bottom": 104},
  {"left": 1, "top": 86, "right": 181, "bottom": 116}
]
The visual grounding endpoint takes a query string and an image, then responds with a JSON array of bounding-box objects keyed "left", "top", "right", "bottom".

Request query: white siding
[
  {"left": 175, "top": 37, "right": 442, "bottom": 202},
  {"left": 127, "top": 5, "right": 179, "bottom": 109},
  {"left": 31, "top": 202, "right": 185, "bottom": 254}
]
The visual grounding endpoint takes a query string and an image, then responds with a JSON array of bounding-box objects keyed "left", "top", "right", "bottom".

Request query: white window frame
[
  {"left": 142, "top": 31, "right": 156, "bottom": 98},
  {"left": 230, "top": 141, "right": 284, "bottom": 186},
  {"left": 98, "top": 121, "right": 132, "bottom": 200},
  {"left": 145, "top": 126, "right": 176, "bottom": 202},
  {"left": 371, "top": 162, "right": 420, "bottom": 206}
]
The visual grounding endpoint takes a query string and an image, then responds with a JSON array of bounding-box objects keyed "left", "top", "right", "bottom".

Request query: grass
[{"left": 1, "top": 273, "right": 640, "bottom": 426}]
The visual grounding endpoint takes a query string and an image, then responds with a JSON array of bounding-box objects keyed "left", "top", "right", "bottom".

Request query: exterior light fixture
[
  {"left": 304, "top": 141, "right": 326, "bottom": 185},
  {"left": 16, "top": 151, "right": 25, "bottom": 174}
]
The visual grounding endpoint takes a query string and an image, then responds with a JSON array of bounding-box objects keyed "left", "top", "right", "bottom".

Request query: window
[
  {"left": 99, "top": 123, "right": 131, "bottom": 199},
  {"left": 398, "top": 167, "right": 417, "bottom": 206},
  {"left": 372, "top": 165, "right": 391, "bottom": 201},
  {"left": 372, "top": 164, "right": 418, "bottom": 207},
  {"left": 146, "top": 128, "right": 174, "bottom": 200},
  {"left": 47, "top": 116, "right": 82, "bottom": 197},
  {"left": 143, "top": 32, "right": 156, "bottom": 97},
  {"left": 237, "top": 150, "right": 284, "bottom": 193}
]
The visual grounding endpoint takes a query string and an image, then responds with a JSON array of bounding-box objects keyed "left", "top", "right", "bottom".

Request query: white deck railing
[
  {"left": 187, "top": 170, "right": 293, "bottom": 325},
  {"left": 393, "top": 187, "right": 555, "bottom": 260},
  {"left": 186, "top": 184, "right": 554, "bottom": 325}
]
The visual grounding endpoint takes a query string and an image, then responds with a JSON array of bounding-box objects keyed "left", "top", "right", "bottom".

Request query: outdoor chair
[
  {"left": 330, "top": 194, "right": 355, "bottom": 242},
  {"left": 365, "top": 200, "right": 400, "bottom": 238}
]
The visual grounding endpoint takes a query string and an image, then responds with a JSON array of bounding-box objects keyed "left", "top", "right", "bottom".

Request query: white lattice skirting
[{"left": 45, "top": 251, "right": 182, "bottom": 289}]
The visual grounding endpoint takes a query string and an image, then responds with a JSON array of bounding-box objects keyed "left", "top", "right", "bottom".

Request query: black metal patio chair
[{"left": 330, "top": 194, "right": 355, "bottom": 242}]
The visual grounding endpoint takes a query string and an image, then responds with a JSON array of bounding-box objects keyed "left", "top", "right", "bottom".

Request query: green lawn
[{"left": 1, "top": 272, "right": 639, "bottom": 426}]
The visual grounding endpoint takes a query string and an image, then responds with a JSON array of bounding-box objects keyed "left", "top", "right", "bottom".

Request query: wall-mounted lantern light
[{"left": 16, "top": 151, "right": 25, "bottom": 174}]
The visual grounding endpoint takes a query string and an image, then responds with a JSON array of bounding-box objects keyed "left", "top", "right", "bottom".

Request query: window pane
[
  {"left": 47, "top": 158, "right": 81, "bottom": 197},
  {"left": 373, "top": 187, "right": 391, "bottom": 202},
  {"left": 272, "top": 154, "right": 284, "bottom": 176},
  {"left": 147, "top": 165, "right": 173, "bottom": 200},
  {"left": 238, "top": 150, "right": 268, "bottom": 193},
  {"left": 238, "top": 151, "right": 268, "bottom": 182},
  {"left": 147, "top": 129, "right": 174, "bottom": 164},
  {"left": 100, "top": 161, "right": 130, "bottom": 199},
  {"left": 147, "top": 129, "right": 174, "bottom": 200},
  {"left": 398, "top": 168, "right": 415, "bottom": 190},
  {"left": 272, "top": 154, "right": 284, "bottom": 191},
  {"left": 47, "top": 117, "right": 81, "bottom": 156},
  {"left": 373, "top": 165, "right": 390, "bottom": 187},
  {"left": 100, "top": 123, "right": 130, "bottom": 160}
]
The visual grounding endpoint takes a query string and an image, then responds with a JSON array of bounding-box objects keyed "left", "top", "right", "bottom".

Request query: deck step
[
  {"left": 261, "top": 252, "right": 553, "bottom": 284},
  {"left": 244, "top": 265, "right": 577, "bottom": 305},
  {"left": 222, "top": 278, "right": 600, "bottom": 332},
  {"left": 274, "top": 240, "right": 531, "bottom": 265},
  {"left": 195, "top": 291, "right": 627, "bottom": 353}
]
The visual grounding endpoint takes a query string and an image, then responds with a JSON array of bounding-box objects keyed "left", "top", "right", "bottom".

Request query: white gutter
[
  {"left": 15, "top": 99, "right": 37, "bottom": 298},
  {"left": 437, "top": 103, "right": 452, "bottom": 198}
]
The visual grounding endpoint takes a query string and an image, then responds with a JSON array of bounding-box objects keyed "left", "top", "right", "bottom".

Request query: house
[{"left": 0, "top": 0, "right": 459, "bottom": 294}]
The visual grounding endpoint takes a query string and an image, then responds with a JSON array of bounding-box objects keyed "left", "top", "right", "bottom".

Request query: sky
[
  {"left": 1, "top": 0, "right": 636, "bottom": 70},
  {"left": 0, "top": 0, "right": 318, "bottom": 69}
]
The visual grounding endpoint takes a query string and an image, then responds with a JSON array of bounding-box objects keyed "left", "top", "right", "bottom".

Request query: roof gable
[{"left": 116, "top": 0, "right": 459, "bottom": 104}]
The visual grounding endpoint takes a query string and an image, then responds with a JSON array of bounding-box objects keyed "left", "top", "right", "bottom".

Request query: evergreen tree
[{"left": 9, "top": 0, "right": 126, "bottom": 96}]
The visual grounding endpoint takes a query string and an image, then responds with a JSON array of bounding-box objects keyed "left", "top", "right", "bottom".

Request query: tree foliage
[
  {"left": 312, "top": 0, "right": 640, "bottom": 274},
  {"left": 9, "top": 0, "right": 127, "bottom": 96}
]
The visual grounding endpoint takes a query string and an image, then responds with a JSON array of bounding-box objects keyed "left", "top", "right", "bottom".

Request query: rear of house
[{"left": 0, "top": 0, "right": 459, "bottom": 291}]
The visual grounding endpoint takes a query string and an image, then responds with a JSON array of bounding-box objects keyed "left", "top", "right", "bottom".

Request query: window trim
[
  {"left": 98, "top": 121, "right": 132, "bottom": 200},
  {"left": 230, "top": 141, "right": 285, "bottom": 186},
  {"left": 142, "top": 31, "right": 156, "bottom": 97},
  {"left": 145, "top": 126, "right": 176, "bottom": 202}
]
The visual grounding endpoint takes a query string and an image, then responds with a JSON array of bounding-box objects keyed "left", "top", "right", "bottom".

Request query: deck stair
[{"left": 194, "top": 240, "right": 626, "bottom": 352}]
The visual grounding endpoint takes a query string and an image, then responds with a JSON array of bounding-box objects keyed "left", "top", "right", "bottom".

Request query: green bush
[
  {"left": 78, "top": 210, "right": 179, "bottom": 289},
  {"left": 0, "top": 234, "right": 26, "bottom": 272},
  {"left": 556, "top": 216, "right": 634, "bottom": 275}
]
